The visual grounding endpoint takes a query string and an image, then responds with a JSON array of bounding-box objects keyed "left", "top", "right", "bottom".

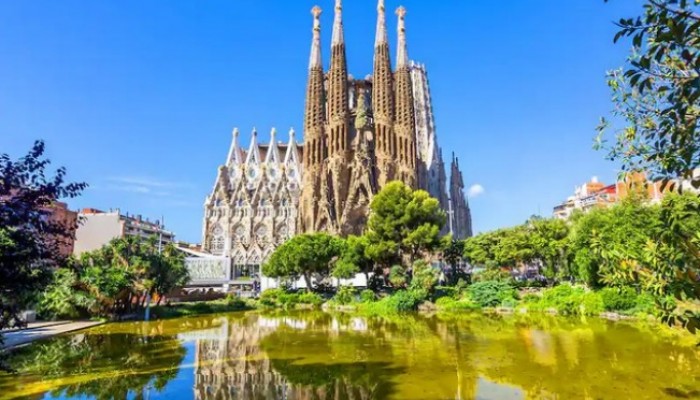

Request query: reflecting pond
[{"left": 1, "top": 311, "right": 699, "bottom": 399}]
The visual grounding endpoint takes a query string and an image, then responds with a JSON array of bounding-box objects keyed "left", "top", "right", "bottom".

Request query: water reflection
[{"left": 1, "top": 312, "right": 699, "bottom": 399}]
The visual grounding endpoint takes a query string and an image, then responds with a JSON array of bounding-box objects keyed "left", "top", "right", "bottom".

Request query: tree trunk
[{"left": 303, "top": 273, "right": 313, "bottom": 292}]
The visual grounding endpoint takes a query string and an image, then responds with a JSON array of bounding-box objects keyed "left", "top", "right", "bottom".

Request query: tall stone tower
[
  {"left": 299, "top": 0, "right": 423, "bottom": 236},
  {"left": 449, "top": 153, "right": 473, "bottom": 239}
]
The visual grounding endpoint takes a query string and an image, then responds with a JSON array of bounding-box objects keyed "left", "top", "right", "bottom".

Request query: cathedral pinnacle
[
  {"left": 332, "top": 0, "right": 344, "bottom": 45},
  {"left": 396, "top": 6, "right": 409, "bottom": 69},
  {"left": 375, "top": 0, "right": 388, "bottom": 47},
  {"left": 309, "top": 6, "right": 322, "bottom": 70}
]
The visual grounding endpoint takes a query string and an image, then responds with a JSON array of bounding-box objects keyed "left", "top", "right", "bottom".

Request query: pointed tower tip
[
  {"left": 309, "top": 6, "right": 323, "bottom": 70},
  {"left": 396, "top": 6, "right": 409, "bottom": 68},
  {"left": 289, "top": 127, "right": 295, "bottom": 137},
  {"left": 375, "top": 0, "right": 388, "bottom": 47},
  {"left": 232, "top": 127, "right": 239, "bottom": 137},
  {"left": 270, "top": 127, "right": 277, "bottom": 139},
  {"left": 332, "top": 0, "right": 344, "bottom": 45}
]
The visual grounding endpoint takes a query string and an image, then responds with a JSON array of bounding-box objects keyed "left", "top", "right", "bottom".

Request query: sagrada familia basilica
[{"left": 201, "top": 0, "right": 472, "bottom": 275}]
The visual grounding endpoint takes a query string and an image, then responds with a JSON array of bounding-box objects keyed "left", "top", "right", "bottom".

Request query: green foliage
[
  {"left": 466, "top": 280, "right": 517, "bottom": 308},
  {"left": 385, "top": 290, "right": 425, "bottom": 312},
  {"left": 0, "top": 141, "right": 86, "bottom": 364},
  {"left": 528, "top": 284, "right": 604, "bottom": 316},
  {"left": 435, "top": 296, "right": 479, "bottom": 311},
  {"left": 598, "top": 1, "right": 700, "bottom": 187},
  {"left": 365, "top": 181, "right": 446, "bottom": 266},
  {"left": 359, "top": 289, "right": 376, "bottom": 303},
  {"left": 472, "top": 268, "right": 512, "bottom": 283},
  {"left": 297, "top": 291, "right": 324, "bottom": 306},
  {"left": 259, "top": 289, "right": 323, "bottom": 309},
  {"left": 263, "top": 233, "right": 344, "bottom": 290},
  {"left": 600, "top": 287, "right": 639, "bottom": 311},
  {"left": 334, "top": 235, "right": 374, "bottom": 280},
  {"left": 37, "top": 268, "right": 87, "bottom": 320},
  {"left": 409, "top": 260, "right": 439, "bottom": 294},
  {"left": 332, "top": 286, "right": 357, "bottom": 305},
  {"left": 388, "top": 265, "right": 407, "bottom": 288}
]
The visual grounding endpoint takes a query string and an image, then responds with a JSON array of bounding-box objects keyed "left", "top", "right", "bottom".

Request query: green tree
[
  {"left": 0, "top": 141, "right": 86, "bottom": 367},
  {"left": 598, "top": 1, "right": 700, "bottom": 187},
  {"left": 365, "top": 181, "right": 446, "bottom": 267},
  {"left": 441, "top": 237, "right": 465, "bottom": 284},
  {"left": 569, "top": 198, "right": 662, "bottom": 288},
  {"left": 263, "top": 233, "right": 343, "bottom": 290},
  {"left": 528, "top": 217, "right": 570, "bottom": 280},
  {"left": 334, "top": 235, "right": 375, "bottom": 282}
]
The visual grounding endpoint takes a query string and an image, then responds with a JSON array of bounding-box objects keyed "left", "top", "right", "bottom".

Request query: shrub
[
  {"left": 386, "top": 289, "right": 424, "bottom": 312},
  {"left": 224, "top": 295, "right": 248, "bottom": 310},
  {"left": 600, "top": 287, "right": 638, "bottom": 311},
  {"left": 333, "top": 286, "right": 356, "bottom": 305},
  {"left": 410, "top": 260, "right": 439, "bottom": 293},
  {"left": 472, "top": 268, "right": 512, "bottom": 283},
  {"left": 297, "top": 291, "right": 324, "bottom": 306},
  {"left": 389, "top": 265, "right": 407, "bottom": 287},
  {"left": 581, "top": 291, "right": 604, "bottom": 315},
  {"left": 359, "top": 289, "right": 376, "bottom": 303},
  {"left": 534, "top": 284, "right": 604, "bottom": 316},
  {"left": 435, "top": 296, "right": 479, "bottom": 311},
  {"left": 467, "top": 280, "right": 517, "bottom": 308},
  {"left": 259, "top": 288, "right": 300, "bottom": 308},
  {"left": 633, "top": 292, "right": 656, "bottom": 314}
]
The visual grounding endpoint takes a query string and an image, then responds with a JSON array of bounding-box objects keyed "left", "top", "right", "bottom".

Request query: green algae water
[{"left": 1, "top": 312, "right": 699, "bottom": 399}]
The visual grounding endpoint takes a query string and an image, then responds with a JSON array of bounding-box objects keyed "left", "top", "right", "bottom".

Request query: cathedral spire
[
  {"left": 265, "top": 128, "right": 281, "bottom": 164},
  {"left": 309, "top": 6, "right": 322, "bottom": 70},
  {"left": 245, "top": 127, "right": 260, "bottom": 165},
  {"left": 331, "top": 0, "right": 344, "bottom": 45},
  {"left": 303, "top": 6, "right": 326, "bottom": 167},
  {"left": 375, "top": 0, "right": 388, "bottom": 47},
  {"left": 396, "top": 6, "right": 409, "bottom": 69},
  {"left": 327, "top": 0, "right": 349, "bottom": 157},
  {"left": 393, "top": 6, "right": 417, "bottom": 186},
  {"left": 226, "top": 128, "right": 242, "bottom": 166},
  {"left": 373, "top": 0, "right": 395, "bottom": 186},
  {"left": 300, "top": 6, "right": 328, "bottom": 234}
]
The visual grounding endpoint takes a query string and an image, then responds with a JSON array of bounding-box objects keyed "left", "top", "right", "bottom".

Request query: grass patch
[{"left": 150, "top": 295, "right": 254, "bottom": 319}]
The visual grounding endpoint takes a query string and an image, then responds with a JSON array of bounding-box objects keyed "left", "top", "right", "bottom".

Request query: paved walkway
[{"left": 1, "top": 320, "right": 104, "bottom": 350}]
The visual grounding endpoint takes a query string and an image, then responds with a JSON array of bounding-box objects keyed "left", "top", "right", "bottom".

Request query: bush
[
  {"left": 389, "top": 265, "right": 407, "bottom": 287},
  {"left": 466, "top": 280, "right": 517, "bottom": 308},
  {"left": 531, "top": 284, "right": 604, "bottom": 316},
  {"left": 259, "top": 288, "right": 300, "bottom": 308},
  {"left": 385, "top": 290, "right": 424, "bottom": 312},
  {"left": 600, "top": 287, "right": 638, "bottom": 311},
  {"left": 224, "top": 295, "right": 249, "bottom": 310},
  {"left": 633, "top": 292, "right": 656, "bottom": 314},
  {"left": 581, "top": 291, "right": 604, "bottom": 315},
  {"left": 359, "top": 289, "right": 376, "bottom": 303},
  {"left": 333, "top": 286, "right": 356, "bottom": 305},
  {"left": 410, "top": 260, "right": 439, "bottom": 293},
  {"left": 297, "top": 291, "right": 324, "bottom": 306},
  {"left": 435, "top": 296, "right": 479, "bottom": 311},
  {"left": 472, "top": 269, "right": 512, "bottom": 283}
]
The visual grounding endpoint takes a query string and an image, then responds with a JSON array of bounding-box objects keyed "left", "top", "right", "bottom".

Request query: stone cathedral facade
[{"left": 202, "top": 1, "right": 471, "bottom": 279}]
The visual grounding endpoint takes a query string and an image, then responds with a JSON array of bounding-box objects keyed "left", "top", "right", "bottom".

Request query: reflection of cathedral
[{"left": 201, "top": 1, "right": 472, "bottom": 274}]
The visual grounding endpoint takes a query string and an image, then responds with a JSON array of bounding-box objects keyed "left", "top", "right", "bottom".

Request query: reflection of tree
[
  {"left": 437, "top": 313, "right": 700, "bottom": 399},
  {"left": 8, "top": 332, "right": 186, "bottom": 399}
]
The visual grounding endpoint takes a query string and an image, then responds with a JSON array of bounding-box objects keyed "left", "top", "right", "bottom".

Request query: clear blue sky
[{"left": 0, "top": 1, "right": 642, "bottom": 243}]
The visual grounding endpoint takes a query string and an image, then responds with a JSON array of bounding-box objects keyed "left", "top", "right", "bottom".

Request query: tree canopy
[
  {"left": 365, "top": 181, "right": 446, "bottom": 267},
  {"left": 598, "top": 0, "right": 700, "bottom": 187},
  {"left": 0, "top": 141, "right": 86, "bottom": 356}
]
